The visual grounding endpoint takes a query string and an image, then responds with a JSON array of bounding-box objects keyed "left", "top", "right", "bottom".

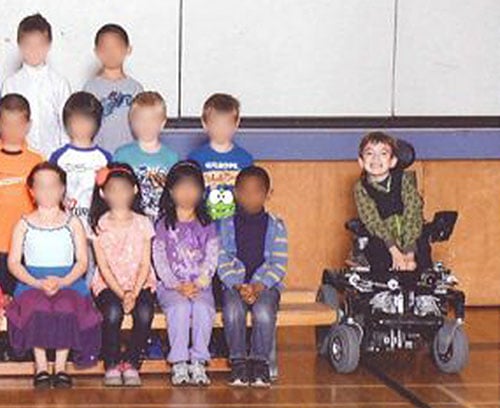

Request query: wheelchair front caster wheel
[{"left": 327, "top": 324, "right": 360, "bottom": 373}]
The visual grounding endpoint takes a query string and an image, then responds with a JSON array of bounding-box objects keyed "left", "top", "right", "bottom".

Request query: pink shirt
[{"left": 91, "top": 212, "right": 156, "bottom": 296}]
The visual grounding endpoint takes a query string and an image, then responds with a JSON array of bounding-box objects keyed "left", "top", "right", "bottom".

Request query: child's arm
[
  {"left": 400, "top": 172, "right": 424, "bottom": 254},
  {"left": 251, "top": 218, "right": 288, "bottom": 289},
  {"left": 56, "top": 217, "right": 88, "bottom": 287},
  {"left": 195, "top": 225, "right": 219, "bottom": 289},
  {"left": 57, "top": 79, "right": 71, "bottom": 146},
  {"left": 354, "top": 182, "right": 396, "bottom": 249},
  {"left": 152, "top": 237, "right": 181, "bottom": 289},
  {"left": 7, "top": 220, "right": 43, "bottom": 290},
  {"left": 131, "top": 237, "right": 153, "bottom": 298},
  {"left": 93, "top": 239, "right": 126, "bottom": 299}
]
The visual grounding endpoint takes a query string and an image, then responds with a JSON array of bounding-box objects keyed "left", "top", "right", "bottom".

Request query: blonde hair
[{"left": 130, "top": 91, "right": 167, "bottom": 118}]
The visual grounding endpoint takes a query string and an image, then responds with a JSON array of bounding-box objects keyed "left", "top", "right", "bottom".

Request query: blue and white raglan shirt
[
  {"left": 50, "top": 144, "right": 112, "bottom": 232},
  {"left": 189, "top": 143, "right": 253, "bottom": 220},
  {"left": 114, "top": 141, "right": 179, "bottom": 219}
]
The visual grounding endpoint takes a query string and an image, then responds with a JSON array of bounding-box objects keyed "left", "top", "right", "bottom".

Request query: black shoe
[
  {"left": 228, "top": 359, "right": 249, "bottom": 387},
  {"left": 250, "top": 360, "right": 271, "bottom": 388},
  {"left": 52, "top": 371, "right": 73, "bottom": 389},
  {"left": 33, "top": 371, "right": 51, "bottom": 389}
]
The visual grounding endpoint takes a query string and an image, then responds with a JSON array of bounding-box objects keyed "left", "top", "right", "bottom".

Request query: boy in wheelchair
[
  {"left": 354, "top": 131, "right": 424, "bottom": 272},
  {"left": 318, "top": 131, "right": 468, "bottom": 375}
]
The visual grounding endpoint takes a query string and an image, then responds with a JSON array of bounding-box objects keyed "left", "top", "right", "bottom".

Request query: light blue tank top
[{"left": 22, "top": 216, "right": 75, "bottom": 268}]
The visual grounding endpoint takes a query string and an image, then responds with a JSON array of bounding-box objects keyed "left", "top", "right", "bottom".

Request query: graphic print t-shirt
[
  {"left": 84, "top": 76, "right": 143, "bottom": 153},
  {"left": 114, "top": 142, "right": 179, "bottom": 219},
  {"left": 189, "top": 143, "right": 253, "bottom": 220},
  {"left": 0, "top": 145, "right": 43, "bottom": 252},
  {"left": 50, "top": 144, "right": 112, "bottom": 232}
]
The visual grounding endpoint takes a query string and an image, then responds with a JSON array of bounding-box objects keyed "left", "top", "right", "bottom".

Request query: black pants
[
  {"left": 365, "top": 235, "right": 432, "bottom": 273},
  {"left": 0, "top": 253, "right": 17, "bottom": 296},
  {"left": 95, "top": 288, "right": 155, "bottom": 369}
]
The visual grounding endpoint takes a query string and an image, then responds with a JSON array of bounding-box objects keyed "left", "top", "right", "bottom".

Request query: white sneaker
[
  {"left": 189, "top": 361, "right": 211, "bottom": 386},
  {"left": 171, "top": 362, "right": 190, "bottom": 386},
  {"left": 103, "top": 366, "right": 122, "bottom": 387}
]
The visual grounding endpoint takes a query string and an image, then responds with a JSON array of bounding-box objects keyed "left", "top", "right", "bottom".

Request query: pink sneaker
[
  {"left": 104, "top": 366, "right": 122, "bottom": 387},
  {"left": 120, "top": 362, "right": 141, "bottom": 387}
]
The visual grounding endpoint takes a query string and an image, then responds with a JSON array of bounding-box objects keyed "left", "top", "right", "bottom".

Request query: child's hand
[
  {"left": 176, "top": 283, "right": 199, "bottom": 299},
  {"left": 389, "top": 246, "right": 407, "bottom": 271},
  {"left": 404, "top": 252, "right": 417, "bottom": 271},
  {"left": 123, "top": 291, "right": 136, "bottom": 314},
  {"left": 246, "top": 283, "right": 265, "bottom": 304},
  {"left": 41, "top": 277, "right": 61, "bottom": 297}
]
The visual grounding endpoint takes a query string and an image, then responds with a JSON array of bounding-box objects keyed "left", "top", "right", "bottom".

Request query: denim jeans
[{"left": 222, "top": 287, "right": 280, "bottom": 362}]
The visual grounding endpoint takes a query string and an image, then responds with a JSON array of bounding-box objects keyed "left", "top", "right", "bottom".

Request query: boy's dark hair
[
  {"left": 63, "top": 92, "right": 103, "bottom": 138},
  {"left": 158, "top": 160, "right": 212, "bottom": 230},
  {"left": 95, "top": 24, "right": 130, "bottom": 47},
  {"left": 202, "top": 93, "right": 240, "bottom": 122},
  {"left": 0, "top": 93, "right": 31, "bottom": 121},
  {"left": 89, "top": 162, "right": 143, "bottom": 233},
  {"left": 235, "top": 166, "right": 271, "bottom": 192},
  {"left": 17, "top": 13, "right": 52, "bottom": 43},
  {"left": 358, "top": 131, "right": 397, "bottom": 158}
]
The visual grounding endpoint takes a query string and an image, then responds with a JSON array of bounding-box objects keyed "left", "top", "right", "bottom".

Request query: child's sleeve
[
  {"left": 354, "top": 181, "right": 396, "bottom": 248},
  {"left": 57, "top": 78, "right": 71, "bottom": 146},
  {"left": 251, "top": 218, "right": 288, "bottom": 289},
  {"left": 401, "top": 172, "right": 424, "bottom": 253},
  {"left": 217, "top": 220, "right": 246, "bottom": 288},
  {"left": 195, "top": 224, "right": 219, "bottom": 289},
  {"left": 152, "top": 235, "right": 180, "bottom": 289}
]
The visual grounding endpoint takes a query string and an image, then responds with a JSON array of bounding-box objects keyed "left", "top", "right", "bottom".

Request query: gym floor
[{"left": 0, "top": 308, "right": 496, "bottom": 407}]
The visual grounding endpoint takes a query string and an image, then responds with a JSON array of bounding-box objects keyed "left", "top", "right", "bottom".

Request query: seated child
[
  {"left": 6, "top": 162, "right": 102, "bottom": 388},
  {"left": 218, "top": 166, "right": 288, "bottom": 388},
  {"left": 89, "top": 163, "right": 156, "bottom": 387},
  {"left": 114, "top": 92, "right": 179, "bottom": 219},
  {"left": 50, "top": 92, "right": 111, "bottom": 284},
  {"left": 84, "top": 24, "right": 143, "bottom": 154},
  {"left": 153, "top": 161, "right": 218, "bottom": 386},
  {"left": 0, "top": 94, "right": 43, "bottom": 296},
  {"left": 354, "top": 131, "right": 424, "bottom": 272},
  {"left": 2, "top": 13, "right": 70, "bottom": 158},
  {"left": 189, "top": 93, "right": 253, "bottom": 220}
]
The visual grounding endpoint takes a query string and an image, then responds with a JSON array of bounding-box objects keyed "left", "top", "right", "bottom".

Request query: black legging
[{"left": 95, "top": 288, "right": 155, "bottom": 369}]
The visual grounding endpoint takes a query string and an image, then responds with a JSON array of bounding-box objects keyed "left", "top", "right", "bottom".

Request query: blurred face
[
  {"left": 18, "top": 32, "right": 51, "bottom": 66},
  {"left": 358, "top": 142, "right": 397, "bottom": 179},
  {"left": 0, "top": 110, "right": 30, "bottom": 145},
  {"left": 202, "top": 110, "right": 239, "bottom": 145},
  {"left": 130, "top": 106, "right": 166, "bottom": 143},
  {"left": 30, "top": 170, "right": 65, "bottom": 209},
  {"left": 101, "top": 177, "right": 137, "bottom": 211},
  {"left": 235, "top": 176, "right": 268, "bottom": 214},
  {"left": 171, "top": 177, "right": 203, "bottom": 211},
  {"left": 95, "top": 32, "right": 130, "bottom": 70},
  {"left": 66, "top": 114, "right": 97, "bottom": 144}
]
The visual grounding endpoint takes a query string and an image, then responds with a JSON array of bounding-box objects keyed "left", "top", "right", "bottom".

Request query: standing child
[
  {"left": 114, "top": 92, "right": 179, "bottom": 219},
  {"left": 2, "top": 14, "right": 70, "bottom": 158},
  {"left": 0, "top": 94, "right": 43, "bottom": 296},
  {"left": 354, "top": 131, "right": 424, "bottom": 272},
  {"left": 218, "top": 166, "right": 287, "bottom": 388},
  {"left": 189, "top": 93, "right": 253, "bottom": 220},
  {"left": 84, "top": 24, "right": 143, "bottom": 154},
  {"left": 89, "top": 163, "right": 156, "bottom": 387},
  {"left": 6, "top": 162, "right": 102, "bottom": 389},
  {"left": 153, "top": 161, "right": 218, "bottom": 386}
]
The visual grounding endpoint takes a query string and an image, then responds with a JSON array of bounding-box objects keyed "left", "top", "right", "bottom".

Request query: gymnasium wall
[{"left": 1, "top": 1, "right": 499, "bottom": 116}]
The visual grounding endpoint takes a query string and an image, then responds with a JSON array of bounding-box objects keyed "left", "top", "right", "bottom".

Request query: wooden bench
[{"left": 0, "top": 289, "right": 336, "bottom": 376}]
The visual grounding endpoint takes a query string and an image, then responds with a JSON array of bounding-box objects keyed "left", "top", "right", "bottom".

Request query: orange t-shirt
[{"left": 0, "top": 145, "right": 43, "bottom": 252}]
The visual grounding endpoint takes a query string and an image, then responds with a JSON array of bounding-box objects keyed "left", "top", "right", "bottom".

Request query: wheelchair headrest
[{"left": 395, "top": 139, "right": 416, "bottom": 170}]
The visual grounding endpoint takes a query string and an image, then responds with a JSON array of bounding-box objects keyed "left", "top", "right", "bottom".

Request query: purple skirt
[{"left": 6, "top": 288, "right": 102, "bottom": 368}]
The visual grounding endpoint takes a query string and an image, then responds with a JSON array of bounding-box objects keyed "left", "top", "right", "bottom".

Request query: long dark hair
[
  {"left": 158, "top": 160, "right": 211, "bottom": 230},
  {"left": 89, "top": 162, "right": 143, "bottom": 234},
  {"left": 26, "top": 161, "right": 67, "bottom": 210}
]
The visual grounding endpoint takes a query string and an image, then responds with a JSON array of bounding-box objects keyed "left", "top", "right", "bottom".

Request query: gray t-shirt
[{"left": 83, "top": 76, "right": 143, "bottom": 154}]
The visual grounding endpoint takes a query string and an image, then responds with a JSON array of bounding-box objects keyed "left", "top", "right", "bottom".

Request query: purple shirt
[{"left": 152, "top": 219, "right": 219, "bottom": 291}]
